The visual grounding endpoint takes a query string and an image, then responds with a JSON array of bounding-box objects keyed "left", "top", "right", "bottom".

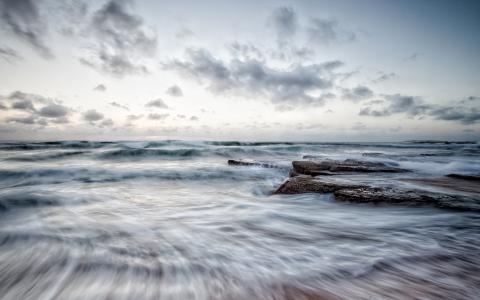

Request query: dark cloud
[
  {"left": 6, "top": 90, "right": 49, "bottom": 104},
  {"left": 269, "top": 6, "right": 297, "bottom": 44},
  {"left": 359, "top": 107, "right": 390, "bottom": 117},
  {"left": 190, "top": 116, "right": 199, "bottom": 121},
  {"left": 429, "top": 107, "right": 480, "bottom": 125},
  {"left": 83, "top": 109, "right": 104, "bottom": 122},
  {"left": 2, "top": 90, "right": 72, "bottom": 125},
  {"left": 93, "top": 84, "right": 106, "bottom": 92},
  {"left": 6, "top": 115, "right": 37, "bottom": 125},
  {"left": 145, "top": 98, "right": 169, "bottom": 109},
  {"left": 0, "top": 45, "right": 22, "bottom": 62},
  {"left": 341, "top": 86, "right": 373, "bottom": 102},
  {"left": 359, "top": 94, "right": 429, "bottom": 117},
  {"left": 38, "top": 103, "right": 69, "bottom": 118},
  {"left": 109, "top": 101, "right": 129, "bottom": 110},
  {"left": 165, "top": 48, "right": 341, "bottom": 108},
  {"left": 166, "top": 85, "right": 183, "bottom": 97},
  {"left": 11, "top": 99, "right": 35, "bottom": 111},
  {"left": 80, "top": 0, "right": 157, "bottom": 77},
  {"left": 359, "top": 93, "right": 479, "bottom": 125},
  {"left": 0, "top": 0, "right": 53, "bottom": 58},
  {"left": 148, "top": 113, "right": 169, "bottom": 120},
  {"left": 386, "top": 94, "right": 430, "bottom": 116},
  {"left": 307, "top": 18, "right": 356, "bottom": 46}
]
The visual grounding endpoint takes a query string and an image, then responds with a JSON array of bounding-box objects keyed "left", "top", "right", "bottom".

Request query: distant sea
[{"left": 0, "top": 140, "right": 479, "bottom": 299}]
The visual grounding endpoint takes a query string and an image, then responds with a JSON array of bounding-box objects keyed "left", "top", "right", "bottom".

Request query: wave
[
  {"left": 0, "top": 141, "right": 114, "bottom": 151},
  {"left": 0, "top": 191, "right": 86, "bottom": 212},
  {"left": 5, "top": 151, "right": 89, "bottom": 162},
  {"left": 0, "top": 166, "right": 285, "bottom": 188},
  {"left": 98, "top": 148, "right": 203, "bottom": 159}
]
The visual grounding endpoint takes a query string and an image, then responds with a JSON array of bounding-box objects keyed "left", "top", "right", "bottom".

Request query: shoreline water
[{"left": 0, "top": 140, "right": 479, "bottom": 299}]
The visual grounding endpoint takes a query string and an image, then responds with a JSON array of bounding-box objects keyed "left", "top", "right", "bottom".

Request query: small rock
[{"left": 227, "top": 159, "right": 280, "bottom": 168}]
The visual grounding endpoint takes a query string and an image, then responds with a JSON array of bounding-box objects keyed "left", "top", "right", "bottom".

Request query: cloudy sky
[{"left": 0, "top": 0, "right": 479, "bottom": 141}]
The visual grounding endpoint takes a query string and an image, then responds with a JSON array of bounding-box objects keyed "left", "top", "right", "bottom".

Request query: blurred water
[{"left": 0, "top": 140, "right": 479, "bottom": 299}]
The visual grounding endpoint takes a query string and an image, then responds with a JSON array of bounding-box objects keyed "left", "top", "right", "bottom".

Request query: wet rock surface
[
  {"left": 274, "top": 176, "right": 480, "bottom": 211},
  {"left": 292, "top": 159, "right": 407, "bottom": 175}
]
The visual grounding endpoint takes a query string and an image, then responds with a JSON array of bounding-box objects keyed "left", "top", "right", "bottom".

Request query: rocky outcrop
[
  {"left": 227, "top": 159, "right": 280, "bottom": 168},
  {"left": 291, "top": 159, "right": 406, "bottom": 176},
  {"left": 274, "top": 176, "right": 480, "bottom": 211}
]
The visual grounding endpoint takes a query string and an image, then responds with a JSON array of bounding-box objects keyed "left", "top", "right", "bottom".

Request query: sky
[{"left": 0, "top": 0, "right": 479, "bottom": 141}]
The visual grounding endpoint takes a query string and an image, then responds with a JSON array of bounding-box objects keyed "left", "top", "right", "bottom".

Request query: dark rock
[
  {"left": 446, "top": 174, "right": 480, "bottom": 181},
  {"left": 274, "top": 176, "right": 480, "bottom": 211},
  {"left": 292, "top": 159, "right": 406, "bottom": 175},
  {"left": 227, "top": 159, "right": 280, "bottom": 169},
  {"left": 274, "top": 176, "right": 361, "bottom": 194}
]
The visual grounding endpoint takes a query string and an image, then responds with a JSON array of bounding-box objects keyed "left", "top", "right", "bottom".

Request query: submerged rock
[
  {"left": 274, "top": 176, "right": 480, "bottom": 211},
  {"left": 227, "top": 159, "right": 280, "bottom": 168},
  {"left": 291, "top": 159, "right": 406, "bottom": 176}
]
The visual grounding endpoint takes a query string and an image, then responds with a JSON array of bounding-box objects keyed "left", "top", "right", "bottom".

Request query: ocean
[{"left": 0, "top": 140, "right": 479, "bottom": 299}]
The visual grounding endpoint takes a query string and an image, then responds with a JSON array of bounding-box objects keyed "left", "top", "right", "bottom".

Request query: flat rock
[
  {"left": 292, "top": 159, "right": 406, "bottom": 176},
  {"left": 274, "top": 176, "right": 480, "bottom": 211},
  {"left": 274, "top": 176, "right": 362, "bottom": 194}
]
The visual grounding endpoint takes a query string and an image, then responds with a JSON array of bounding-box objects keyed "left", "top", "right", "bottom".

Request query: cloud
[
  {"left": 109, "top": 101, "right": 129, "bottom": 110},
  {"left": 190, "top": 115, "right": 199, "bottom": 121},
  {"left": 359, "top": 94, "right": 429, "bottom": 117},
  {"left": 372, "top": 71, "right": 396, "bottom": 83},
  {"left": 386, "top": 94, "right": 430, "bottom": 116},
  {"left": 166, "top": 85, "right": 183, "bottom": 97},
  {"left": 7, "top": 115, "right": 35, "bottom": 125},
  {"left": 269, "top": 6, "right": 297, "bottom": 45},
  {"left": 148, "top": 113, "right": 169, "bottom": 120},
  {"left": 38, "top": 103, "right": 69, "bottom": 118},
  {"left": 175, "top": 27, "right": 193, "bottom": 39},
  {"left": 83, "top": 109, "right": 104, "bottom": 122},
  {"left": 0, "top": 45, "right": 22, "bottom": 62},
  {"left": 429, "top": 107, "right": 480, "bottom": 125},
  {"left": 403, "top": 52, "right": 419, "bottom": 62},
  {"left": 11, "top": 99, "right": 35, "bottom": 111},
  {"left": 145, "top": 98, "right": 169, "bottom": 109},
  {"left": 1, "top": 90, "right": 72, "bottom": 125},
  {"left": 341, "top": 85, "right": 373, "bottom": 101},
  {"left": 359, "top": 93, "right": 479, "bottom": 125},
  {"left": 80, "top": 0, "right": 157, "bottom": 77},
  {"left": 99, "top": 118, "right": 114, "bottom": 127},
  {"left": 307, "top": 18, "right": 356, "bottom": 46},
  {"left": 93, "top": 84, "right": 106, "bottom": 92},
  {"left": 0, "top": 0, "right": 53, "bottom": 58},
  {"left": 165, "top": 48, "right": 342, "bottom": 108},
  {"left": 359, "top": 107, "right": 390, "bottom": 117}
]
